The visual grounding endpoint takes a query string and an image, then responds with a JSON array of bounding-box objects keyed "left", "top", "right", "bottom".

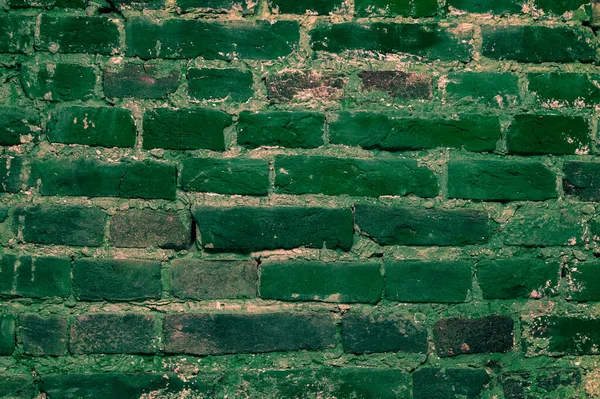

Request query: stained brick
[
  {"left": 564, "top": 161, "right": 600, "bottom": 201},
  {"left": 20, "top": 314, "right": 68, "bottom": 356},
  {"left": 528, "top": 73, "right": 600, "bottom": 106},
  {"left": 269, "top": 0, "right": 343, "bottom": 14},
  {"left": 413, "top": 368, "right": 490, "bottom": 399},
  {"left": 0, "top": 375, "right": 34, "bottom": 399},
  {"left": 0, "top": 255, "right": 70, "bottom": 298},
  {"left": 187, "top": 68, "right": 253, "bottom": 102},
  {"left": 104, "top": 63, "right": 180, "bottom": 99},
  {"left": 177, "top": 0, "right": 255, "bottom": 12},
  {"left": 0, "top": 156, "right": 25, "bottom": 193},
  {"left": 528, "top": 317, "right": 600, "bottom": 356},
  {"left": 478, "top": 259, "right": 559, "bottom": 299},
  {"left": 237, "top": 111, "right": 324, "bottom": 148},
  {"left": 566, "top": 261, "right": 600, "bottom": 301},
  {"left": 503, "top": 207, "right": 584, "bottom": 247},
  {"left": 0, "top": 15, "right": 35, "bottom": 53},
  {"left": 265, "top": 71, "right": 345, "bottom": 102},
  {"left": 502, "top": 368, "right": 583, "bottom": 399},
  {"left": 359, "top": 71, "right": 433, "bottom": 100},
  {"left": 355, "top": 0, "right": 438, "bottom": 16},
  {"left": 0, "top": 107, "right": 40, "bottom": 146},
  {"left": 21, "top": 62, "right": 96, "bottom": 101}
]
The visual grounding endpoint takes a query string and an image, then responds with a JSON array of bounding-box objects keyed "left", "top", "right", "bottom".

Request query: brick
[
  {"left": 18, "top": 205, "right": 106, "bottom": 247},
  {"left": 534, "top": 0, "right": 588, "bottom": 14},
  {"left": 237, "top": 111, "right": 324, "bottom": 148},
  {"left": 342, "top": 313, "right": 427, "bottom": 354},
  {"left": 34, "top": 158, "right": 176, "bottom": 200},
  {"left": 170, "top": 259, "right": 258, "bottom": 300},
  {"left": 355, "top": 204, "right": 489, "bottom": 246},
  {"left": 73, "top": 259, "right": 162, "bottom": 301},
  {"left": 566, "top": 261, "right": 600, "bottom": 301},
  {"left": 126, "top": 18, "right": 299, "bottom": 59},
  {"left": 329, "top": 113, "right": 500, "bottom": 152},
  {"left": 502, "top": 369, "right": 582, "bottom": 399},
  {"left": 359, "top": 71, "right": 432, "bottom": 100},
  {"left": 0, "top": 255, "right": 70, "bottom": 298},
  {"left": 529, "top": 316, "right": 600, "bottom": 356},
  {"left": 385, "top": 260, "right": 472, "bottom": 303},
  {"left": 195, "top": 206, "right": 353, "bottom": 253},
  {"left": 38, "top": 15, "right": 120, "bottom": 55},
  {"left": 47, "top": 106, "right": 136, "bottom": 148},
  {"left": 9, "top": 0, "right": 54, "bottom": 6},
  {"left": 355, "top": 0, "right": 438, "bottom": 16},
  {"left": 507, "top": 115, "right": 590, "bottom": 155},
  {"left": 478, "top": 259, "right": 559, "bottom": 300},
  {"left": 503, "top": 207, "right": 584, "bottom": 247},
  {"left": 188, "top": 68, "right": 253, "bottom": 102},
  {"left": 110, "top": 0, "right": 163, "bottom": 10},
  {"left": 266, "top": 71, "right": 345, "bottom": 102},
  {"left": 178, "top": 158, "right": 269, "bottom": 196},
  {"left": 434, "top": 315, "right": 514, "bottom": 357},
  {"left": 21, "top": 62, "right": 96, "bottom": 101},
  {"left": 20, "top": 314, "right": 68, "bottom": 356},
  {"left": 260, "top": 261, "right": 383, "bottom": 303},
  {"left": 104, "top": 63, "right": 180, "bottom": 99},
  {"left": 0, "top": 375, "right": 34, "bottom": 399},
  {"left": 143, "top": 108, "right": 231, "bottom": 150},
  {"left": 447, "top": 160, "right": 557, "bottom": 202},
  {"left": 109, "top": 209, "right": 191, "bottom": 250},
  {"left": 177, "top": 0, "right": 255, "bottom": 12},
  {"left": 413, "top": 368, "right": 490, "bottom": 399},
  {"left": 70, "top": 313, "right": 158, "bottom": 354},
  {"left": 446, "top": 72, "right": 519, "bottom": 106},
  {"left": 0, "top": 107, "right": 40, "bottom": 146},
  {"left": 163, "top": 313, "right": 336, "bottom": 355},
  {"left": 269, "top": 0, "right": 343, "bottom": 14},
  {"left": 0, "top": 15, "right": 34, "bottom": 53},
  {"left": 275, "top": 156, "right": 438, "bottom": 197},
  {"left": 310, "top": 23, "right": 472, "bottom": 61},
  {"left": 0, "top": 156, "right": 25, "bottom": 193},
  {"left": 564, "top": 161, "right": 600, "bottom": 201},
  {"left": 482, "top": 25, "right": 595, "bottom": 63},
  {"left": 0, "top": 314, "right": 15, "bottom": 355},
  {"left": 528, "top": 73, "right": 600, "bottom": 106},
  {"left": 448, "top": 0, "right": 524, "bottom": 13}
]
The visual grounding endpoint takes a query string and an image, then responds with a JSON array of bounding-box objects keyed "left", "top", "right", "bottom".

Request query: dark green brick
[
  {"left": 9, "top": 0, "right": 54, "bottom": 7},
  {"left": 260, "top": 261, "right": 383, "bottom": 303},
  {"left": 434, "top": 315, "right": 514, "bottom": 357},
  {"left": 447, "top": 0, "right": 524, "bottom": 13},
  {"left": 109, "top": 0, "right": 163, "bottom": 10},
  {"left": 329, "top": 113, "right": 500, "bottom": 152},
  {"left": 448, "top": 160, "right": 557, "bottom": 201},
  {"left": 482, "top": 25, "right": 595, "bottom": 63},
  {"left": 269, "top": 0, "right": 343, "bottom": 14},
  {"left": 413, "top": 368, "right": 490, "bottom": 399},
  {"left": 126, "top": 18, "right": 299, "bottom": 59},
  {"left": 119, "top": 161, "right": 176, "bottom": 200},
  {"left": 164, "top": 313, "right": 336, "bottom": 355},
  {"left": 0, "top": 314, "right": 15, "bottom": 355},
  {"left": 0, "top": 107, "right": 40, "bottom": 146},
  {"left": 275, "top": 156, "right": 438, "bottom": 197},
  {"left": 477, "top": 259, "right": 559, "bottom": 299},
  {"left": 385, "top": 260, "right": 472, "bottom": 303},
  {"left": 38, "top": 15, "right": 121, "bottom": 55},
  {"left": 18, "top": 205, "right": 106, "bottom": 247},
  {"left": 0, "top": 156, "right": 25, "bottom": 193},
  {"left": 20, "top": 314, "right": 68, "bottom": 356},
  {"left": 342, "top": 313, "right": 427, "bottom": 354},
  {"left": 564, "top": 161, "right": 600, "bottom": 201},
  {"left": 178, "top": 158, "right": 269, "bottom": 196},
  {"left": 534, "top": 0, "right": 589, "bottom": 14},
  {"left": 446, "top": 72, "right": 519, "bottom": 105},
  {"left": 566, "top": 262, "right": 600, "bottom": 301},
  {"left": 355, "top": 204, "right": 489, "bottom": 246},
  {"left": 0, "top": 15, "right": 35, "bottom": 53},
  {"left": 0, "top": 255, "right": 70, "bottom": 298},
  {"left": 73, "top": 259, "right": 162, "bottom": 301},
  {"left": 21, "top": 63, "right": 96, "bottom": 101},
  {"left": 143, "top": 108, "right": 231, "bottom": 150},
  {"left": 177, "top": 0, "right": 255, "bottom": 12},
  {"left": 47, "top": 106, "right": 136, "bottom": 148},
  {"left": 70, "top": 313, "right": 158, "bottom": 354},
  {"left": 507, "top": 115, "right": 590, "bottom": 155},
  {"left": 188, "top": 68, "right": 253, "bottom": 102},
  {"left": 355, "top": 0, "right": 438, "bottom": 17},
  {"left": 528, "top": 73, "right": 600, "bottom": 106},
  {"left": 194, "top": 206, "right": 353, "bottom": 253},
  {"left": 237, "top": 111, "right": 324, "bottom": 148},
  {"left": 170, "top": 259, "right": 258, "bottom": 300},
  {"left": 311, "top": 23, "right": 471, "bottom": 61},
  {"left": 503, "top": 207, "right": 584, "bottom": 247},
  {"left": 359, "top": 71, "right": 433, "bottom": 100},
  {"left": 502, "top": 369, "right": 582, "bottom": 399},
  {"left": 529, "top": 317, "right": 600, "bottom": 356},
  {"left": 104, "top": 63, "right": 180, "bottom": 99},
  {"left": 0, "top": 375, "right": 34, "bottom": 399}
]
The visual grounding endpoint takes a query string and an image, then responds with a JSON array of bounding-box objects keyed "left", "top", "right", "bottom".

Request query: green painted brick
[
  {"left": 342, "top": 313, "right": 428, "bottom": 354},
  {"left": 507, "top": 115, "right": 590, "bottom": 155},
  {"left": 310, "top": 23, "right": 472, "bottom": 61},
  {"left": 20, "top": 314, "right": 68, "bottom": 356},
  {"left": 9, "top": 0, "right": 54, "bottom": 7},
  {"left": 177, "top": 0, "right": 255, "bottom": 12},
  {"left": 0, "top": 15, "right": 35, "bottom": 53},
  {"left": 38, "top": 15, "right": 121, "bottom": 55},
  {"left": 413, "top": 368, "right": 490, "bottom": 399},
  {"left": 259, "top": 261, "right": 383, "bottom": 303},
  {"left": 503, "top": 207, "right": 584, "bottom": 247},
  {"left": 502, "top": 368, "right": 582, "bottom": 399},
  {"left": 355, "top": 0, "right": 438, "bottom": 17},
  {"left": 564, "top": 161, "right": 600, "bottom": 201},
  {"left": 529, "top": 316, "right": 600, "bottom": 356},
  {"left": 355, "top": 204, "right": 489, "bottom": 246},
  {"left": 0, "top": 375, "right": 34, "bottom": 399},
  {"left": 178, "top": 158, "right": 269, "bottom": 196},
  {"left": 566, "top": 262, "right": 600, "bottom": 301},
  {"left": 73, "top": 259, "right": 162, "bottom": 301},
  {"left": 385, "top": 261, "right": 472, "bottom": 303},
  {"left": 163, "top": 313, "right": 336, "bottom": 355},
  {"left": 188, "top": 68, "right": 253, "bottom": 102},
  {"left": 445, "top": 72, "right": 519, "bottom": 105},
  {"left": 47, "top": 106, "right": 136, "bottom": 148},
  {"left": 21, "top": 62, "right": 96, "bottom": 101},
  {"left": 448, "top": 0, "right": 524, "bottom": 13},
  {"left": 0, "top": 156, "right": 25, "bottom": 193},
  {"left": 269, "top": 0, "right": 343, "bottom": 14},
  {"left": 477, "top": 259, "right": 560, "bottom": 300},
  {"left": 0, "top": 107, "right": 40, "bottom": 146},
  {"left": 0, "top": 255, "right": 70, "bottom": 298},
  {"left": 170, "top": 259, "right": 258, "bottom": 300},
  {"left": 143, "top": 108, "right": 231, "bottom": 150},
  {"left": 274, "top": 156, "right": 438, "bottom": 197},
  {"left": 447, "top": 160, "right": 557, "bottom": 202},
  {"left": 70, "top": 313, "right": 158, "bottom": 354},
  {"left": 194, "top": 206, "right": 354, "bottom": 253},
  {"left": 237, "top": 111, "right": 324, "bottom": 149},
  {"left": 482, "top": 25, "right": 595, "bottom": 63},
  {"left": 0, "top": 315, "right": 15, "bottom": 355},
  {"left": 126, "top": 18, "right": 299, "bottom": 59},
  {"left": 528, "top": 73, "right": 600, "bottom": 106},
  {"left": 329, "top": 113, "right": 500, "bottom": 152},
  {"left": 104, "top": 63, "right": 180, "bottom": 99},
  {"left": 119, "top": 161, "right": 177, "bottom": 200},
  {"left": 534, "top": 0, "right": 589, "bottom": 14}
]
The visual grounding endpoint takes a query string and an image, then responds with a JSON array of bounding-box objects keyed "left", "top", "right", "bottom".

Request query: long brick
[
  {"left": 413, "top": 368, "right": 490, "bottom": 399},
  {"left": 528, "top": 73, "right": 600, "bottom": 106},
  {"left": 503, "top": 207, "right": 584, "bottom": 247},
  {"left": 534, "top": 0, "right": 589, "bottom": 14},
  {"left": 448, "top": 0, "right": 523, "bottom": 13},
  {"left": 104, "top": 63, "right": 180, "bottom": 99},
  {"left": 0, "top": 107, "right": 40, "bottom": 146},
  {"left": 355, "top": 0, "right": 437, "bottom": 16},
  {"left": 20, "top": 314, "right": 68, "bottom": 356},
  {"left": 0, "top": 314, "right": 15, "bottom": 355},
  {"left": 0, "top": 375, "right": 34, "bottom": 399},
  {"left": 163, "top": 313, "right": 336, "bottom": 355},
  {"left": 177, "top": 0, "right": 254, "bottom": 12},
  {"left": 237, "top": 111, "right": 324, "bottom": 149},
  {"left": 563, "top": 161, "right": 600, "bottom": 201},
  {"left": 0, "top": 15, "right": 35, "bottom": 53},
  {"left": 528, "top": 317, "right": 600, "bottom": 356},
  {"left": 269, "top": 0, "right": 343, "bottom": 14},
  {"left": 359, "top": 71, "right": 433, "bottom": 100},
  {"left": 21, "top": 62, "right": 96, "bottom": 101},
  {"left": 265, "top": 70, "right": 345, "bottom": 102},
  {"left": 502, "top": 368, "right": 582, "bottom": 399},
  {"left": 187, "top": 68, "right": 253, "bottom": 102},
  {"left": 445, "top": 72, "right": 519, "bottom": 105},
  {"left": 0, "top": 255, "right": 70, "bottom": 298}
]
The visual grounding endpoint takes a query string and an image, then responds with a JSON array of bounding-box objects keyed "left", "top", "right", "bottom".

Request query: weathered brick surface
[
  {"left": 527, "top": 317, "right": 600, "bottom": 356},
  {"left": 21, "top": 62, "right": 96, "bottom": 101},
  {"left": 359, "top": 71, "right": 433, "bottom": 100},
  {"left": 503, "top": 207, "right": 584, "bottom": 247},
  {"left": 563, "top": 161, "right": 600, "bottom": 201},
  {"left": 0, "top": 255, "right": 70, "bottom": 298},
  {"left": 477, "top": 259, "right": 559, "bottom": 299},
  {"left": 0, "top": 314, "right": 15, "bottom": 355},
  {"left": 413, "top": 368, "right": 490, "bottom": 399},
  {"left": 0, "top": 107, "right": 39, "bottom": 145},
  {"left": 187, "top": 68, "right": 253, "bottom": 102},
  {"left": 502, "top": 368, "right": 582, "bottom": 399},
  {"left": 104, "top": 63, "right": 180, "bottom": 99},
  {"left": 38, "top": 16, "right": 121, "bottom": 54},
  {"left": 445, "top": 72, "right": 519, "bottom": 105},
  {"left": 20, "top": 314, "right": 68, "bottom": 356},
  {"left": 237, "top": 111, "right": 324, "bottom": 148},
  {"left": 109, "top": 209, "right": 191, "bottom": 249},
  {"left": 0, "top": 375, "right": 34, "bottom": 399}
]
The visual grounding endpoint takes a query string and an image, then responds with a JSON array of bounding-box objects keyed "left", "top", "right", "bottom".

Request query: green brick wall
[{"left": 0, "top": 0, "right": 599, "bottom": 397}]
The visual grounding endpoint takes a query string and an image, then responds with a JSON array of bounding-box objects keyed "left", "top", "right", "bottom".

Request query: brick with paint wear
[
  {"left": 0, "top": 255, "right": 71, "bottom": 299},
  {"left": 413, "top": 368, "right": 490, "bottom": 399},
  {"left": 187, "top": 68, "right": 253, "bottom": 102},
  {"left": 265, "top": 70, "right": 346, "bottom": 102},
  {"left": 527, "top": 316, "right": 600, "bottom": 356},
  {"left": 359, "top": 71, "right": 433, "bottom": 100},
  {"left": 502, "top": 368, "right": 583, "bottom": 399},
  {"left": 445, "top": 72, "right": 519, "bottom": 106},
  {"left": 565, "top": 261, "right": 600, "bottom": 301},
  {"left": 502, "top": 207, "right": 584, "bottom": 247},
  {"left": 259, "top": 261, "right": 383, "bottom": 303},
  {"left": 73, "top": 259, "right": 162, "bottom": 301},
  {"left": 269, "top": 0, "right": 344, "bottom": 14},
  {"left": 534, "top": 0, "right": 589, "bottom": 15},
  {"left": 0, "top": 107, "right": 40, "bottom": 146},
  {"left": 0, "top": 15, "right": 35, "bottom": 53},
  {"left": 21, "top": 62, "right": 96, "bottom": 101},
  {"left": 447, "top": 0, "right": 524, "bottom": 14},
  {"left": 177, "top": 0, "right": 256, "bottom": 13},
  {"left": 104, "top": 63, "right": 180, "bottom": 99},
  {"left": 434, "top": 315, "right": 514, "bottom": 357},
  {"left": 563, "top": 161, "right": 600, "bottom": 201},
  {"left": 0, "top": 314, "right": 15, "bottom": 355},
  {"left": 163, "top": 313, "right": 337, "bottom": 355},
  {"left": 355, "top": 0, "right": 438, "bottom": 17},
  {"left": 237, "top": 111, "right": 324, "bottom": 149},
  {"left": 528, "top": 73, "right": 600, "bottom": 106},
  {"left": 20, "top": 314, "right": 68, "bottom": 356},
  {"left": 0, "top": 375, "right": 34, "bottom": 399},
  {"left": 0, "top": 156, "right": 25, "bottom": 193}
]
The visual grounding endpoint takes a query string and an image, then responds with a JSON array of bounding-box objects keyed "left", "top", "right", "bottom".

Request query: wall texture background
[{"left": 1, "top": 0, "right": 600, "bottom": 397}]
